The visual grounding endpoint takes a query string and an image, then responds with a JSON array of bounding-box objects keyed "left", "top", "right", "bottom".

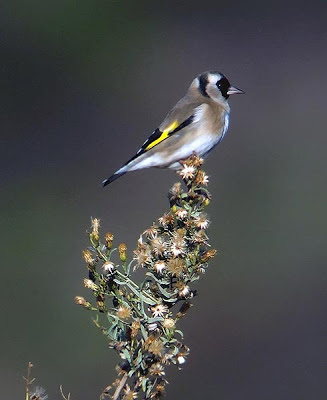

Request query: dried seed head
[
  {"left": 91, "top": 217, "right": 100, "bottom": 235},
  {"left": 133, "top": 246, "right": 152, "bottom": 268},
  {"left": 194, "top": 170, "right": 209, "bottom": 186},
  {"left": 149, "top": 363, "right": 165, "bottom": 376},
  {"left": 29, "top": 386, "right": 48, "bottom": 400},
  {"left": 148, "top": 338, "right": 164, "bottom": 356},
  {"left": 192, "top": 229, "right": 209, "bottom": 245},
  {"left": 131, "top": 320, "right": 140, "bottom": 338},
  {"left": 162, "top": 318, "right": 175, "bottom": 329},
  {"left": 201, "top": 249, "right": 217, "bottom": 262},
  {"left": 123, "top": 384, "right": 138, "bottom": 400},
  {"left": 167, "top": 258, "right": 186, "bottom": 277},
  {"left": 82, "top": 249, "right": 94, "bottom": 265},
  {"left": 143, "top": 225, "right": 158, "bottom": 239},
  {"left": 171, "top": 235, "right": 186, "bottom": 258},
  {"left": 151, "top": 237, "right": 167, "bottom": 256},
  {"left": 190, "top": 155, "right": 204, "bottom": 168},
  {"left": 151, "top": 304, "right": 169, "bottom": 318},
  {"left": 74, "top": 296, "right": 87, "bottom": 306},
  {"left": 154, "top": 382, "right": 166, "bottom": 397},
  {"left": 158, "top": 213, "right": 174, "bottom": 228},
  {"left": 102, "top": 261, "right": 115, "bottom": 274},
  {"left": 83, "top": 278, "right": 98, "bottom": 291},
  {"left": 169, "top": 182, "right": 182, "bottom": 197},
  {"left": 175, "top": 208, "right": 188, "bottom": 220},
  {"left": 116, "top": 305, "right": 131, "bottom": 320},
  {"left": 154, "top": 261, "right": 166, "bottom": 274},
  {"left": 194, "top": 213, "right": 210, "bottom": 230},
  {"left": 179, "top": 164, "right": 196, "bottom": 180},
  {"left": 175, "top": 281, "right": 191, "bottom": 297}
]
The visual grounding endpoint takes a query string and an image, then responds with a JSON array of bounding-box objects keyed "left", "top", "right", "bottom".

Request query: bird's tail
[{"left": 102, "top": 167, "right": 127, "bottom": 187}]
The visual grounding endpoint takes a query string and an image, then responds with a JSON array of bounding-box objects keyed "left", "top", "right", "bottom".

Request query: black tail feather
[{"left": 102, "top": 171, "right": 126, "bottom": 187}]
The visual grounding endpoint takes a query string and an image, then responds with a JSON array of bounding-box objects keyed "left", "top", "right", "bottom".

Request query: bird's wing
[
  {"left": 133, "top": 99, "right": 201, "bottom": 158},
  {"left": 102, "top": 99, "right": 202, "bottom": 186}
]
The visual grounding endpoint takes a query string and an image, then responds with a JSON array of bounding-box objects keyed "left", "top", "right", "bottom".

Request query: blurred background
[{"left": 1, "top": 1, "right": 326, "bottom": 399}]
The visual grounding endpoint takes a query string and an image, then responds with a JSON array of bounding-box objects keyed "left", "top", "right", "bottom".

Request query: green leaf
[
  {"left": 140, "top": 324, "right": 148, "bottom": 340},
  {"left": 107, "top": 324, "right": 118, "bottom": 340},
  {"left": 147, "top": 316, "right": 164, "bottom": 324},
  {"left": 121, "top": 348, "right": 131, "bottom": 362},
  {"left": 146, "top": 381, "right": 154, "bottom": 397},
  {"left": 164, "top": 297, "right": 178, "bottom": 303},
  {"left": 113, "top": 278, "right": 127, "bottom": 286},
  {"left": 126, "top": 283, "right": 156, "bottom": 305},
  {"left": 142, "top": 377, "right": 148, "bottom": 393},
  {"left": 145, "top": 272, "right": 170, "bottom": 286},
  {"left": 134, "top": 348, "right": 143, "bottom": 366},
  {"left": 126, "top": 259, "right": 134, "bottom": 275},
  {"left": 175, "top": 329, "right": 184, "bottom": 339}
]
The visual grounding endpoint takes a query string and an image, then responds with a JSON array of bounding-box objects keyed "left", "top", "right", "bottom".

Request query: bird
[{"left": 102, "top": 70, "right": 243, "bottom": 187}]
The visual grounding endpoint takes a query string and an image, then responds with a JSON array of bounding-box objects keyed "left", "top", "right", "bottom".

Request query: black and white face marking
[
  {"left": 197, "top": 71, "right": 231, "bottom": 101},
  {"left": 216, "top": 77, "right": 231, "bottom": 99},
  {"left": 196, "top": 71, "right": 243, "bottom": 102}
]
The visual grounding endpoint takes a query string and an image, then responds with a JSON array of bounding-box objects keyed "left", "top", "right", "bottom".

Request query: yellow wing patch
[{"left": 145, "top": 120, "right": 179, "bottom": 150}]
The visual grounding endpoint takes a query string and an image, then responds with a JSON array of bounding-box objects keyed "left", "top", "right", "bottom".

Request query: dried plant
[
  {"left": 23, "top": 362, "right": 48, "bottom": 400},
  {"left": 76, "top": 155, "right": 217, "bottom": 399}
]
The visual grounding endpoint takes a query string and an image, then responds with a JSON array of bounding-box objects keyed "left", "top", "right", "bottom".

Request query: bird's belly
[
  {"left": 167, "top": 132, "right": 220, "bottom": 163},
  {"left": 128, "top": 113, "right": 229, "bottom": 171}
]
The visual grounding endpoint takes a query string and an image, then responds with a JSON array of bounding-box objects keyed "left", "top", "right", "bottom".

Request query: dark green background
[{"left": 1, "top": 1, "right": 326, "bottom": 399}]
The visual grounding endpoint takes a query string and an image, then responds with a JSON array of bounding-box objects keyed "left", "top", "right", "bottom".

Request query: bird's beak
[{"left": 227, "top": 86, "right": 244, "bottom": 95}]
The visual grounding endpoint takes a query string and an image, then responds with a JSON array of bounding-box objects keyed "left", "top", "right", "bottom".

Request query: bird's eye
[{"left": 216, "top": 77, "right": 230, "bottom": 99}]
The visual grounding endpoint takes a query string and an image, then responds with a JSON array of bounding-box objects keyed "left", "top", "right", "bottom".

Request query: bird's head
[{"left": 195, "top": 71, "right": 244, "bottom": 103}]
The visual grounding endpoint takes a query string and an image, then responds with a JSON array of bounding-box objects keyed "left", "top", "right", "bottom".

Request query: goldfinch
[{"left": 103, "top": 71, "right": 243, "bottom": 186}]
